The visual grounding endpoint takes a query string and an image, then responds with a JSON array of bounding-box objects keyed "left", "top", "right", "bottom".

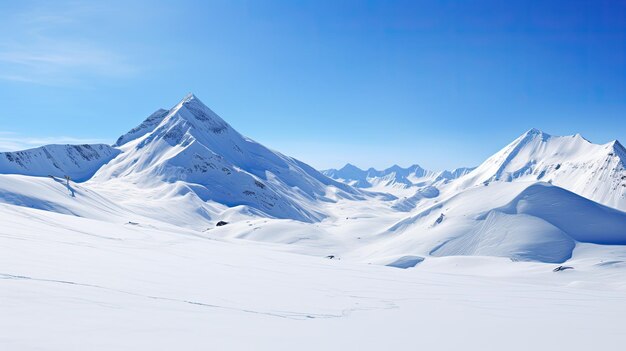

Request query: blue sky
[{"left": 0, "top": 0, "right": 624, "bottom": 170}]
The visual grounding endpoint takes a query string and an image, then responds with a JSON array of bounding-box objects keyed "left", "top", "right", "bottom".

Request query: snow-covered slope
[
  {"left": 454, "top": 128, "right": 626, "bottom": 211},
  {"left": 0, "top": 174, "right": 132, "bottom": 221},
  {"left": 358, "top": 182, "right": 626, "bottom": 264},
  {"left": 92, "top": 94, "right": 362, "bottom": 222},
  {"left": 0, "top": 144, "right": 120, "bottom": 182},
  {"left": 323, "top": 163, "right": 474, "bottom": 189}
]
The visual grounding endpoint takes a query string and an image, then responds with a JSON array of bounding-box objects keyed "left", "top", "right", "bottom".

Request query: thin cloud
[
  {"left": 0, "top": 74, "right": 49, "bottom": 85},
  {"left": 0, "top": 132, "right": 110, "bottom": 152},
  {"left": 0, "top": 43, "right": 135, "bottom": 76},
  {"left": 0, "top": 3, "right": 137, "bottom": 86}
]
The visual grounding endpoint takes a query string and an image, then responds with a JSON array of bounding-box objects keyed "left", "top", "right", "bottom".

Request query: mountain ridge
[
  {"left": 323, "top": 163, "right": 475, "bottom": 189},
  {"left": 0, "top": 144, "right": 120, "bottom": 182},
  {"left": 453, "top": 128, "right": 626, "bottom": 211}
]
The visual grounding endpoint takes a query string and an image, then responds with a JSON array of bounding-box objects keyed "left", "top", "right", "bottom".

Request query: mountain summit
[{"left": 114, "top": 93, "right": 231, "bottom": 150}]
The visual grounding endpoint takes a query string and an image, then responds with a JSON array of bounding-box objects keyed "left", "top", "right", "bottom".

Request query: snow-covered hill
[
  {"left": 356, "top": 182, "right": 626, "bottom": 264},
  {"left": 0, "top": 144, "right": 119, "bottom": 182},
  {"left": 91, "top": 93, "right": 362, "bottom": 222},
  {"left": 454, "top": 128, "right": 626, "bottom": 211},
  {"left": 323, "top": 163, "right": 474, "bottom": 189}
]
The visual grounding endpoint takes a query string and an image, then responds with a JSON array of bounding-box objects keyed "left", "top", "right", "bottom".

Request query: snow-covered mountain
[
  {"left": 0, "top": 144, "right": 120, "bottom": 182},
  {"left": 454, "top": 128, "right": 626, "bottom": 211},
  {"left": 323, "top": 163, "right": 474, "bottom": 189},
  {"left": 91, "top": 93, "right": 362, "bottom": 222}
]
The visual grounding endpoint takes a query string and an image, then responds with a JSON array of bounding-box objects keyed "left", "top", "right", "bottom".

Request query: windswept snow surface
[{"left": 2, "top": 95, "right": 626, "bottom": 350}]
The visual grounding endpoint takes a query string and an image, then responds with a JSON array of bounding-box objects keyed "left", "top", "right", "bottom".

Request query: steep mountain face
[
  {"left": 454, "top": 128, "right": 626, "bottom": 211},
  {"left": 323, "top": 164, "right": 474, "bottom": 189},
  {"left": 92, "top": 94, "right": 362, "bottom": 222},
  {"left": 0, "top": 144, "right": 120, "bottom": 182}
]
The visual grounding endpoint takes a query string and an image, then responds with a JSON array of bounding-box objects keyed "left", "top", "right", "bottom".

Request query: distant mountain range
[{"left": 322, "top": 164, "right": 475, "bottom": 189}]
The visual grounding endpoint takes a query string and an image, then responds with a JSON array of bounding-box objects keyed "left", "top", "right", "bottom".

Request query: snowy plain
[
  {"left": 2, "top": 200, "right": 626, "bottom": 351},
  {"left": 1, "top": 94, "right": 626, "bottom": 350}
]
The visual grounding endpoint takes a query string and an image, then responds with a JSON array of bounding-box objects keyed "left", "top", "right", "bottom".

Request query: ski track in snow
[{"left": 1, "top": 273, "right": 373, "bottom": 320}]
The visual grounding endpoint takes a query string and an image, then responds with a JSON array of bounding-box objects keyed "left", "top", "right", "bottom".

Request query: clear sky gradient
[{"left": 0, "top": 0, "right": 624, "bottom": 170}]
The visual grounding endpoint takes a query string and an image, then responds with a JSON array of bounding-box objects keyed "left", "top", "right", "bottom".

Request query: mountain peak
[
  {"left": 175, "top": 92, "right": 207, "bottom": 111},
  {"left": 527, "top": 127, "right": 541, "bottom": 134},
  {"left": 520, "top": 129, "right": 592, "bottom": 144},
  {"left": 385, "top": 164, "right": 404, "bottom": 172},
  {"left": 511, "top": 128, "right": 553, "bottom": 148},
  {"left": 523, "top": 128, "right": 551, "bottom": 138},
  {"left": 610, "top": 139, "right": 625, "bottom": 150},
  {"left": 115, "top": 94, "right": 230, "bottom": 147},
  {"left": 609, "top": 140, "right": 626, "bottom": 161},
  {"left": 181, "top": 92, "right": 198, "bottom": 103},
  {"left": 339, "top": 163, "right": 363, "bottom": 172},
  {"left": 167, "top": 93, "right": 230, "bottom": 135}
]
